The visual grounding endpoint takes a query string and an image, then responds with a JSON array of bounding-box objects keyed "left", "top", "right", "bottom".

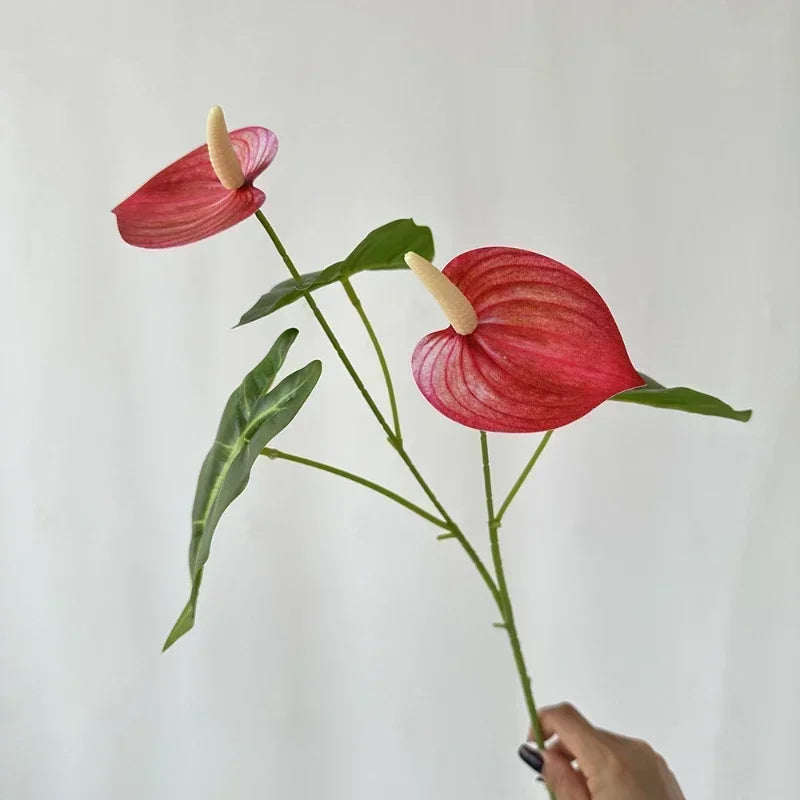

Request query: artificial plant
[{"left": 114, "top": 106, "right": 751, "bottom": 798}]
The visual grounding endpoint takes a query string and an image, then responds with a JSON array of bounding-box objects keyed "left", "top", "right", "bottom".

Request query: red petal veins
[
  {"left": 112, "top": 126, "right": 277, "bottom": 248},
  {"left": 230, "top": 126, "right": 278, "bottom": 183},
  {"left": 411, "top": 247, "right": 644, "bottom": 432},
  {"left": 113, "top": 184, "right": 265, "bottom": 249}
]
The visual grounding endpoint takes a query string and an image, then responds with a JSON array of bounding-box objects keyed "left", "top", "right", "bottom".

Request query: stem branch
[
  {"left": 262, "top": 447, "right": 448, "bottom": 529},
  {"left": 496, "top": 430, "right": 554, "bottom": 524},
  {"left": 341, "top": 277, "right": 402, "bottom": 443},
  {"left": 253, "top": 211, "right": 498, "bottom": 606},
  {"left": 254, "top": 211, "right": 392, "bottom": 440}
]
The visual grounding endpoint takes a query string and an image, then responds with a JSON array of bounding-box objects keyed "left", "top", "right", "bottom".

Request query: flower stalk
[
  {"left": 255, "top": 207, "right": 552, "bottom": 792},
  {"left": 113, "top": 107, "right": 750, "bottom": 800},
  {"left": 481, "top": 431, "right": 554, "bottom": 799},
  {"left": 253, "top": 210, "right": 502, "bottom": 610}
]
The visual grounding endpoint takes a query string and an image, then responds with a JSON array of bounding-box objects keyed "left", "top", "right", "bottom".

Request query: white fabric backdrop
[{"left": 1, "top": 2, "right": 798, "bottom": 798}]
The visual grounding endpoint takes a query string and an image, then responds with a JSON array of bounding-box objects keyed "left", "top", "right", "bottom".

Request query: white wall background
[{"left": 1, "top": 1, "right": 798, "bottom": 798}]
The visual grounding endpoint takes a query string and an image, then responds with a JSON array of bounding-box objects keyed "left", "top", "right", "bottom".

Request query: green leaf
[
  {"left": 164, "top": 329, "right": 322, "bottom": 650},
  {"left": 237, "top": 218, "right": 434, "bottom": 326},
  {"left": 611, "top": 373, "right": 752, "bottom": 422}
]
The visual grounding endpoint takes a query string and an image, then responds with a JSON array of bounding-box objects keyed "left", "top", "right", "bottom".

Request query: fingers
[
  {"left": 544, "top": 737, "right": 575, "bottom": 762},
  {"left": 542, "top": 750, "right": 590, "bottom": 800},
  {"left": 537, "top": 703, "right": 610, "bottom": 775},
  {"left": 527, "top": 704, "right": 688, "bottom": 800}
]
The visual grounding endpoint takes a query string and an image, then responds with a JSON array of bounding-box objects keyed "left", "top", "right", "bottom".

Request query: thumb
[{"left": 542, "top": 750, "right": 591, "bottom": 800}]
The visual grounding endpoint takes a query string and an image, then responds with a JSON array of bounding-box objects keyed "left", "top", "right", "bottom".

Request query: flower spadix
[
  {"left": 405, "top": 251, "right": 478, "bottom": 334},
  {"left": 113, "top": 106, "right": 278, "bottom": 248},
  {"left": 407, "top": 247, "right": 644, "bottom": 433}
]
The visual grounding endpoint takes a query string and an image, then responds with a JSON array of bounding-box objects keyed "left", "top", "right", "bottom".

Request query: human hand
[{"left": 518, "top": 703, "right": 686, "bottom": 800}]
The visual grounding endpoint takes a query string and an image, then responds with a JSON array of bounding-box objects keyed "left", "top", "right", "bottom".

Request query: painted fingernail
[{"left": 518, "top": 742, "right": 544, "bottom": 773}]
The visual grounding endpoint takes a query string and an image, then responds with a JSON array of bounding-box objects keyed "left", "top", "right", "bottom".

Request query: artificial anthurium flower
[
  {"left": 405, "top": 247, "right": 645, "bottom": 433},
  {"left": 113, "top": 106, "right": 277, "bottom": 248}
]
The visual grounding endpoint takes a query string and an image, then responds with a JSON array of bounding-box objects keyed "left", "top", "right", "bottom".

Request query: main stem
[
  {"left": 480, "top": 432, "right": 549, "bottom": 766},
  {"left": 253, "top": 211, "right": 500, "bottom": 607},
  {"left": 255, "top": 212, "right": 555, "bottom": 790},
  {"left": 254, "top": 210, "right": 392, "bottom": 441}
]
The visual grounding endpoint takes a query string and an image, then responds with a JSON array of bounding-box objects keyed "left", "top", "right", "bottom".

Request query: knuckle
[
  {"left": 628, "top": 737, "right": 655, "bottom": 757},
  {"left": 548, "top": 770, "right": 568, "bottom": 789},
  {"left": 601, "top": 748, "right": 626, "bottom": 779},
  {"left": 548, "top": 768, "right": 576, "bottom": 793},
  {"left": 553, "top": 701, "right": 579, "bottom": 719},
  {"left": 598, "top": 739, "right": 636, "bottom": 778}
]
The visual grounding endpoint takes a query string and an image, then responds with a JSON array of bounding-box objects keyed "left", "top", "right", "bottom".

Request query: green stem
[
  {"left": 448, "top": 527, "right": 503, "bottom": 608},
  {"left": 262, "top": 447, "right": 449, "bottom": 530},
  {"left": 254, "top": 213, "right": 554, "bottom": 784},
  {"left": 254, "top": 210, "right": 391, "bottom": 440},
  {"left": 480, "top": 432, "right": 550, "bottom": 773},
  {"left": 253, "top": 211, "right": 499, "bottom": 606},
  {"left": 341, "top": 277, "right": 402, "bottom": 444},
  {"left": 479, "top": 432, "right": 509, "bottom": 619},
  {"left": 495, "top": 430, "right": 554, "bottom": 525}
]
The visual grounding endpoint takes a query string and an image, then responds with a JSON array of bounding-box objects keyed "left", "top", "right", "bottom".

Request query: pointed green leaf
[
  {"left": 611, "top": 373, "right": 752, "bottom": 422},
  {"left": 164, "top": 329, "right": 322, "bottom": 650},
  {"left": 237, "top": 218, "right": 434, "bottom": 326},
  {"left": 163, "top": 576, "right": 201, "bottom": 651}
]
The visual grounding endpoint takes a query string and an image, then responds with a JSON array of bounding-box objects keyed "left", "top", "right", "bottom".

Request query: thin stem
[
  {"left": 480, "top": 432, "right": 550, "bottom": 767},
  {"left": 341, "top": 276, "right": 402, "bottom": 443},
  {"left": 480, "top": 431, "right": 507, "bottom": 619},
  {"left": 495, "top": 430, "right": 554, "bottom": 525},
  {"left": 480, "top": 431, "right": 497, "bottom": 522},
  {"left": 448, "top": 526, "right": 503, "bottom": 608},
  {"left": 254, "top": 214, "right": 551, "bottom": 786},
  {"left": 262, "top": 447, "right": 449, "bottom": 530},
  {"left": 254, "top": 210, "right": 392, "bottom": 441},
  {"left": 253, "top": 211, "right": 499, "bottom": 606}
]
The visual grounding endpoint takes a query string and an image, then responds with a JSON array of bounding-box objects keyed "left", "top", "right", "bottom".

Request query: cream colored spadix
[
  {"left": 206, "top": 106, "right": 245, "bottom": 190},
  {"left": 405, "top": 252, "right": 478, "bottom": 335}
]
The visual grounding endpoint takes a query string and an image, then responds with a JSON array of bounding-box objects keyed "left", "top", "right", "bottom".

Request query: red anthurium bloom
[
  {"left": 113, "top": 106, "right": 278, "bottom": 248},
  {"left": 405, "top": 247, "right": 644, "bottom": 433}
]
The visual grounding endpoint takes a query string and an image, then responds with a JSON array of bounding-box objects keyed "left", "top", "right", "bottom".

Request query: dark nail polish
[{"left": 518, "top": 743, "right": 544, "bottom": 773}]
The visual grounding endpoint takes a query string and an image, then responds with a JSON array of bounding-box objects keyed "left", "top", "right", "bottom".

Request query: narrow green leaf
[
  {"left": 163, "top": 572, "right": 201, "bottom": 650},
  {"left": 164, "top": 329, "right": 322, "bottom": 650},
  {"left": 237, "top": 218, "right": 434, "bottom": 326},
  {"left": 611, "top": 373, "right": 752, "bottom": 422}
]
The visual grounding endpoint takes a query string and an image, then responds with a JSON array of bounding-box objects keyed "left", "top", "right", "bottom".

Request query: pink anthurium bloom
[
  {"left": 113, "top": 106, "right": 278, "bottom": 248},
  {"left": 405, "top": 247, "right": 644, "bottom": 433}
]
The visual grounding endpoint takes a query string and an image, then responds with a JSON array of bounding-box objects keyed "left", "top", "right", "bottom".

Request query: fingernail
[{"left": 517, "top": 742, "right": 544, "bottom": 773}]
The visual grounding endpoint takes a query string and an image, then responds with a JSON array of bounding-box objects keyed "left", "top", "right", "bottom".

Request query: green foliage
[
  {"left": 238, "top": 218, "right": 434, "bottom": 326},
  {"left": 612, "top": 373, "right": 752, "bottom": 422},
  {"left": 164, "top": 329, "right": 321, "bottom": 650}
]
